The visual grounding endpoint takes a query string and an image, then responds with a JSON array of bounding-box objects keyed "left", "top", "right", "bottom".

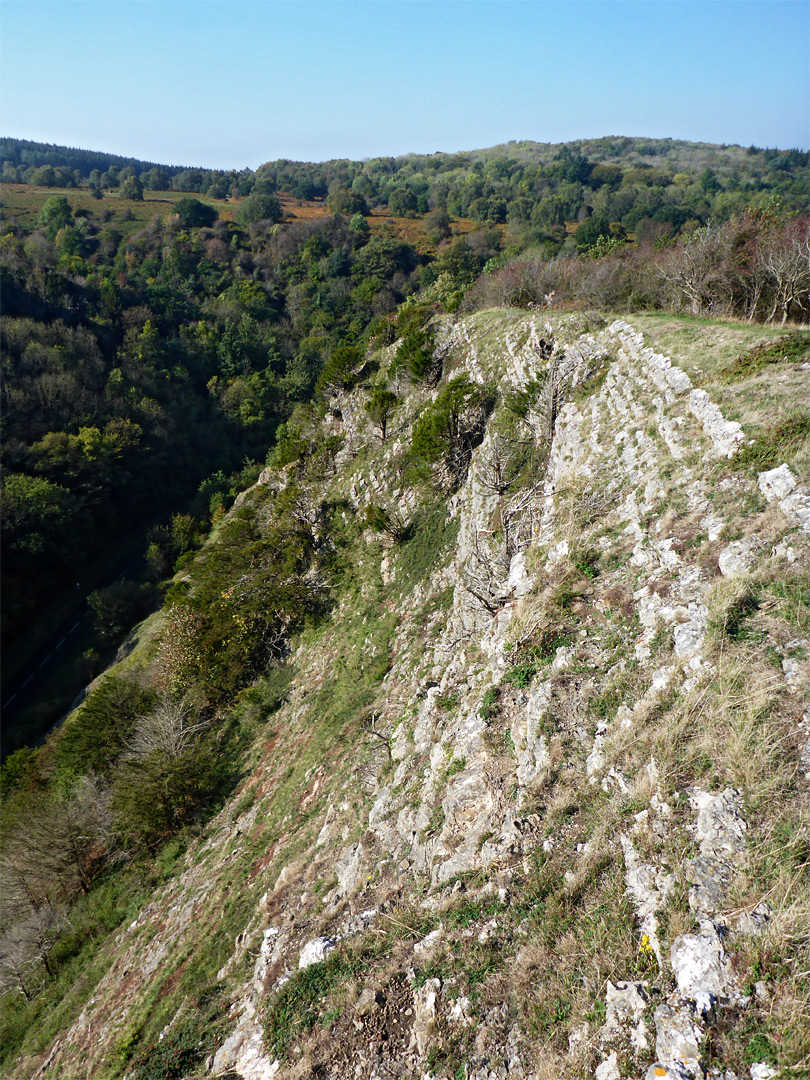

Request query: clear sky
[{"left": 1, "top": 0, "right": 807, "bottom": 169}]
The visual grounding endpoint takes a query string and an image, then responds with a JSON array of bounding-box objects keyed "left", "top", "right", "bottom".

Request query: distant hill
[{"left": 0, "top": 137, "right": 190, "bottom": 180}]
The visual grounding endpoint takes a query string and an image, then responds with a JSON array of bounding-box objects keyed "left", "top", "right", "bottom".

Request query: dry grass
[
  {"left": 631, "top": 314, "right": 807, "bottom": 384},
  {"left": 0, "top": 181, "right": 236, "bottom": 233},
  {"left": 0, "top": 182, "right": 494, "bottom": 254}
]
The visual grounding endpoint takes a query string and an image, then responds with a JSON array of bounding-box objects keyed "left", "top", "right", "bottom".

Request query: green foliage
[
  {"left": 236, "top": 192, "right": 282, "bottom": 225},
  {"left": 502, "top": 658, "right": 538, "bottom": 689},
  {"left": 423, "top": 208, "right": 452, "bottom": 244},
  {"left": 348, "top": 213, "right": 371, "bottom": 247},
  {"left": 478, "top": 685, "right": 501, "bottom": 720},
  {"left": 395, "top": 299, "right": 433, "bottom": 339},
  {"left": 735, "top": 413, "right": 810, "bottom": 472},
  {"left": 317, "top": 343, "right": 363, "bottom": 393},
  {"left": 119, "top": 175, "right": 144, "bottom": 201},
  {"left": 38, "top": 195, "right": 72, "bottom": 239},
  {"left": 112, "top": 723, "right": 228, "bottom": 845},
  {"left": 503, "top": 378, "right": 542, "bottom": 422},
  {"left": 722, "top": 331, "right": 809, "bottom": 380},
  {"left": 0, "top": 746, "right": 38, "bottom": 799},
  {"left": 444, "top": 755, "right": 466, "bottom": 777},
  {"left": 394, "top": 322, "right": 439, "bottom": 385},
  {"left": 155, "top": 495, "right": 328, "bottom": 704},
  {"left": 328, "top": 188, "right": 369, "bottom": 216},
  {"left": 173, "top": 196, "right": 217, "bottom": 228},
  {"left": 435, "top": 692, "right": 460, "bottom": 711},
  {"left": 266, "top": 422, "right": 309, "bottom": 471},
  {"left": 362, "top": 503, "right": 407, "bottom": 541},
  {"left": 410, "top": 376, "right": 495, "bottom": 489},
  {"left": 88, "top": 581, "right": 156, "bottom": 643},
  {"left": 434, "top": 238, "right": 481, "bottom": 288},
  {"left": 0, "top": 473, "right": 77, "bottom": 554},
  {"left": 364, "top": 386, "right": 399, "bottom": 440},
  {"left": 395, "top": 500, "right": 459, "bottom": 589},
  {"left": 242, "top": 661, "right": 296, "bottom": 720},
  {"left": 581, "top": 232, "right": 627, "bottom": 259},
  {"left": 503, "top": 631, "right": 573, "bottom": 688},
  {"left": 54, "top": 676, "right": 157, "bottom": 778},
  {"left": 264, "top": 949, "right": 363, "bottom": 1060},
  {"left": 128, "top": 985, "right": 231, "bottom": 1080},
  {"left": 388, "top": 186, "right": 420, "bottom": 217},
  {"left": 742, "top": 1031, "right": 778, "bottom": 1066},
  {"left": 572, "top": 548, "right": 600, "bottom": 580},
  {"left": 146, "top": 513, "right": 201, "bottom": 579}
]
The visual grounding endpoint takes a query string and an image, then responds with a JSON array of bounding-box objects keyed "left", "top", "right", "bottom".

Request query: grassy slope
[
  {"left": 0, "top": 183, "right": 485, "bottom": 249},
  {"left": 3, "top": 311, "right": 808, "bottom": 1079}
]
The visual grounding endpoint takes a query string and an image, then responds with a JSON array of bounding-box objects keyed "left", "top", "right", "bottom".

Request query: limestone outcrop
[{"left": 12, "top": 312, "right": 807, "bottom": 1080}]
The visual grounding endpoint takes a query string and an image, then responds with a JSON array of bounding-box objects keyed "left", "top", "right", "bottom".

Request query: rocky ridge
[{"left": 15, "top": 311, "right": 809, "bottom": 1080}]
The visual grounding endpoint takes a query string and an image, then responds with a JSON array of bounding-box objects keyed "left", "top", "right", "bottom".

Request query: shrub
[
  {"left": 55, "top": 677, "right": 157, "bottom": 778},
  {"left": 410, "top": 375, "right": 495, "bottom": 490},
  {"left": 503, "top": 659, "right": 538, "bottom": 689},
  {"left": 236, "top": 192, "right": 282, "bottom": 226},
  {"left": 394, "top": 324, "right": 440, "bottom": 385},
  {"left": 174, "top": 197, "right": 217, "bottom": 228},
  {"left": 88, "top": 581, "right": 156, "bottom": 643},
  {"left": 364, "top": 387, "right": 399, "bottom": 441},
  {"left": 317, "top": 344, "right": 363, "bottom": 394},
  {"left": 478, "top": 685, "right": 501, "bottom": 720}
]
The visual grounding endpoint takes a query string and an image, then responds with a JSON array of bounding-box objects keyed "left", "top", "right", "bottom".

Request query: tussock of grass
[
  {"left": 736, "top": 412, "right": 810, "bottom": 472},
  {"left": 721, "top": 331, "right": 810, "bottom": 382}
]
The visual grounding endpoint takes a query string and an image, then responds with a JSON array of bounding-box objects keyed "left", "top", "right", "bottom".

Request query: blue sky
[{"left": 1, "top": 1, "right": 807, "bottom": 168}]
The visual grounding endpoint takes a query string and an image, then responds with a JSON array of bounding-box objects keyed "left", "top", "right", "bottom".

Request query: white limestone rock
[
  {"left": 335, "top": 842, "right": 366, "bottom": 896},
  {"left": 212, "top": 1000, "right": 280, "bottom": 1080},
  {"left": 801, "top": 709, "right": 810, "bottom": 779},
  {"left": 671, "top": 922, "right": 735, "bottom": 1012},
  {"left": 645, "top": 1065, "right": 694, "bottom": 1080},
  {"left": 504, "top": 550, "right": 534, "bottom": 598},
  {"left": 602, "top": 980, "right": 650, "bottom": 1051},
  {"left": 735, "top": 900, "right": 772, "bottom": 936},
  {"left": 781, "top": 489, "right": 810, "bottom": 532},
  {"left": 758, "top": 465, "right": 810, "bottom": 533},
  {"left": 299, "top": 936, "right": 336, "bottom": 969},
  {"left": 750, "top": 1065, "right": 778, "bottom": 1080},
  {"left": 688, "top": 389, "right": 744, "bottom": 458},
  {"left": 782, "top": 640, "right": 809, "bottom": 693},
  {"left": 686, "top": 853, "right": 733, "bottom": 915},
  {"left": 253, "top": 926, "right": 284, "bottom": 989},
  {"left": 595, "top": 1052, "right": 622, "bottom": 1080},
  {"left": 512, "top": 680, "right": 551, "bottom": 788},
  {"left": 620, "top": 835, "right": 673, "bottom": 964},
  {"left": 718, "top": 540, "right": 755, "bottom": 578},
  {"left": 413, "top": 927, "right": 444, "bottom": 956},
  {"left": 653, "top": 1001, "right": 702, "bottom": 1073},
  {"left": 691, "top": 788, "right": 747, "bottom": 857},
  {"left": 408, "top": 976, "right": 441, "bottom": 1057},
  {"left": 758, "top": 463, "right": 797, "bottom": 502}
]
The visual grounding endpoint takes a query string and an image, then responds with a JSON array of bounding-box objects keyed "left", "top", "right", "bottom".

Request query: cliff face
[{"left": 14, "top": 311, "right": 809, "bottom": 1080}]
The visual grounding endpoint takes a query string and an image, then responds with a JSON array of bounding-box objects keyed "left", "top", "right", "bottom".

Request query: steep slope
[{"left": 10, "top": 311, "right": 809, "bottom": 1080}]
